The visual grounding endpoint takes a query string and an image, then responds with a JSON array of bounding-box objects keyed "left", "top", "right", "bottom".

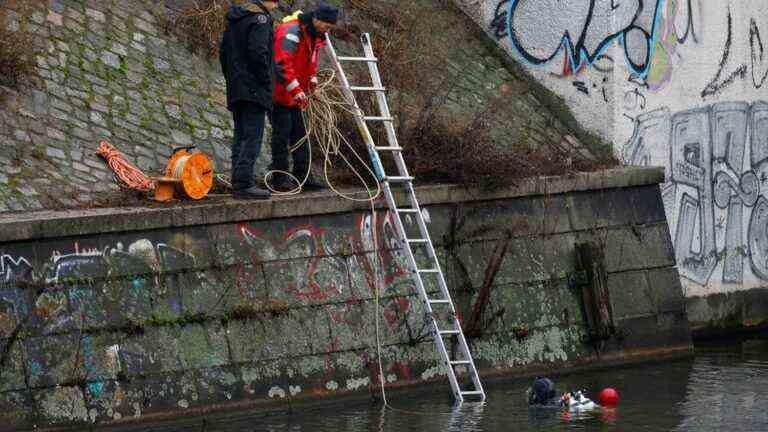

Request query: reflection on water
[
  {"left": 676, "top": 339, "right": 768, "bottom": 432},
  {"left": 110, "top": 336, "right": 768, "bottom": 432}
]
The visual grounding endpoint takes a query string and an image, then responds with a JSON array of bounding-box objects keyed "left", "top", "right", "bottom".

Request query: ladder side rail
[
  {"left": 324, "top": 36, "right": 434, "bottom": 319},
  {"left": 361, "top": 33, "right": 483, "bottom": 401},
  {"left": 405, "top": 183, "right": 451, "bottom": 298},
  {"left": 383, "top": 184, "right": 466, "bottom": 401},
  {"left": 409, "top": 201, "right": 486, "bottom": 397},
  {"left": 456, "top": 329, "right": 486, "bottom": 400},
  {"left": 360, "top": 34, "right": 410, "bottom": 178},
  {"left": 431, "top": 315, "right": 464, "bottom": 402},
  {"left": 360, "top": 34, "right": 447, "bottom": 294},
  {"left": 326, "top": 34, "right": 484, "bottom": 403},
  {"left": 414, "top": 204, "right": 486, "bottom": 399},
  {"left": 379, "top": 185, "right": 432, "bottom": 306},
  {"left": 324, "top": 35, "right": 386, "bottom": 181},
  {"left": 408, "top": 208, "right": 458, "bottom": 314}
]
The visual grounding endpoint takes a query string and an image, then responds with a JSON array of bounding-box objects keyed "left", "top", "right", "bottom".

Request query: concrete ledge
[
  {"left": 0, "top": 167, "right": 663, "bottom": 243},
  {"left": 687, "top": 288, "right": 768, "bottom": 339}
]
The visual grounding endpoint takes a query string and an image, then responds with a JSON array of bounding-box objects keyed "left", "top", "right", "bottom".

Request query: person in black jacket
[{"left": 219, "top": 0, "right": 279, "bottom": 200}]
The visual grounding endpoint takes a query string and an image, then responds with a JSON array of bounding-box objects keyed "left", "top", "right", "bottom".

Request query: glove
[
  {"left": 292, "top": 88, "right": 309, "bottom": 110},
  {"left": 309, "top": 76, "right": 319, "bottom": 94}
]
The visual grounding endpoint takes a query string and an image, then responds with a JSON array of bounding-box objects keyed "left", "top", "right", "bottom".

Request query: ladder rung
[
  {"left": 328, "top": 34, "right": 485, "bottom": 403},
  {"left": 407, "top": 239, "right": 428, "bottom": 244},
  {"left": 337, "top": 56, "right": 378, "bottom": 62},
  {"left": 438, "top": 330, "right": 460, "bottom": 335},
  {"left": 383, "top": 176, "right": 414, "bottom": 183},
  {"left": 350, "top": 86, "right": 386, "bottom": 92},
  {"left": 428, "top": 299, "right": 450, "bottom": 304}
]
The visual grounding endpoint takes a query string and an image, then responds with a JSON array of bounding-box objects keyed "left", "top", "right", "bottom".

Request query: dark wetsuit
[{"left": 528, "top": 377, "right": 565, "bottom": 408}]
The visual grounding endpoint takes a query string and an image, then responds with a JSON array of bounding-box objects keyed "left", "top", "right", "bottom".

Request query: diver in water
[
  {"left": 528, "top": 377, "right": 598, "bottom": 411},
  {"left": 528, "top": 377, "right": 565, "bottom": 408}
]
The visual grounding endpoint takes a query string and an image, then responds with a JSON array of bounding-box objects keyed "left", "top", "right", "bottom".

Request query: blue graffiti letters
[{"left": 506, "top": 0, "right": 664, "bottom": 76}]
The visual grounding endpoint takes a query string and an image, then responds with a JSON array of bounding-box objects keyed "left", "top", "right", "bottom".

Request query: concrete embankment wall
[
  {"left": 0, "top": 167, "right": 691, "bottom": 430},
  {"left": 453, "top": 0, "right": 768, "bottom": 337}
]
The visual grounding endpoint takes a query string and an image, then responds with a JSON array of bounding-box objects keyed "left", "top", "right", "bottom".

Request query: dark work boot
[
  {"left": 300, "top": 175, "right": 327, "bottom": 192},
  {"left": 268, "top": 173, "right": 298, "bottom": 193},
  {"left": 233, "top": 185, "right": 271, "bottom": 200}
]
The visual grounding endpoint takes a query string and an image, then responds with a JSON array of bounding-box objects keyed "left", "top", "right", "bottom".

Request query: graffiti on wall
[
  {"left": 1, "top": 255, "right": 33, "bottom": 286},
  {"left": 625, "top": 101, "right": 768, "bottom": 286},
  {"left": 237, "top": 223, "right": 349, "bottom": 302},
  {"left": 498, "top": 0, "right": 665, "bottom": 76},
  {"left": 0, "top": 255, "right": 33, "bottom": 334},
  {"left": 236, "top": 211, "right": 413, "bottom": 303},
  {"left": 644, "top": 0, "right": 700, "bottom": 90},
  {"left": 44, "top": 240, "right": 196, "bottom": 283},
  {"left": 701, "top": 11, "right": 768, "bottom": 98},
  {"left": 490, "top": 0, "right": 702, "bottom": 102},
  {"left": 0, "top": 239, "right": 196, "bottom": 330}
]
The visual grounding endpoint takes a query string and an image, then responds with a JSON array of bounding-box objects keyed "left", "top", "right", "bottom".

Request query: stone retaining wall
[
  {"left": 0, "top": 0, "right": 598, "bottom": 213},
  {"left": 0, "top": 167, "right": 691, "bottom": 430}
]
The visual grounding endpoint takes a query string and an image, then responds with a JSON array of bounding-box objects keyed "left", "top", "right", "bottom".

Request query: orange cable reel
[{"left": 165, "top": 146, "right": 214, "bottom": 200}]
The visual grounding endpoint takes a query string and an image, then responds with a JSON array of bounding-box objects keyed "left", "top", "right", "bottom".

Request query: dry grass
[
  {"left": 165, "top": 0, "right": 240, "bottom": 57},
  {"left": 326, "top": 0, "right": 617, "bottom": 191}
]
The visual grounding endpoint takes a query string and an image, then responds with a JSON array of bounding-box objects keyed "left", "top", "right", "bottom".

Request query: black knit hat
[{"left": 313, "top": 1, "right": 339, "bottom": 24}]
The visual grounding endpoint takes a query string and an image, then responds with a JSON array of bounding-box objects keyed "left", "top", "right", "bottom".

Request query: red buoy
[{"left": 599, "top": 388, "right": 620, "bottom": 406}]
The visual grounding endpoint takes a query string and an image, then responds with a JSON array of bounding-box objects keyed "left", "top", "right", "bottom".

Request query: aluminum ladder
[{"left": 324, "top": 33, "right": 486, "bottom": 403}]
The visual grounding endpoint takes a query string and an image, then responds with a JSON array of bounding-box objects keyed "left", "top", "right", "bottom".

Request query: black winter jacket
[{"left": 219, "top": 2, "right": 275, "bottom": 111}]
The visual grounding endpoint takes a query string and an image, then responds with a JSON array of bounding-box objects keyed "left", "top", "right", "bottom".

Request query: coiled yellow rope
[{"left": 263, "top": 69, "right": 382, "bottom": 204}]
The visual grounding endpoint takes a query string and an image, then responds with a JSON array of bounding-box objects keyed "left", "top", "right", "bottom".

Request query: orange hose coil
[
  {"left": 166, "top": 150, "right": 213, "bottom": 200},
  {"left": 96, "top": 140, "right": 154, "bottom": 192}
]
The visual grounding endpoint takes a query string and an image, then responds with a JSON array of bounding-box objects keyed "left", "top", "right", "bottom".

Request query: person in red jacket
[{"left": 269, "top": 2, "right": 339, "bottom": 192}]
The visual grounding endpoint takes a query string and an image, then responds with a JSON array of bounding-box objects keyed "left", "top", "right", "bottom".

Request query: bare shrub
[
  {"left": 327, "top": 0, "right": 617, "bottom": 191},
  {"left": 164, "top": 0, "right": 239, "bottom": 57},
  {"left": 165, "top": 0, "right": 617, "bottom": 191}
]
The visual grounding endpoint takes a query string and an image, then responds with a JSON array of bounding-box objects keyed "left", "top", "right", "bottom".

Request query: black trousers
[
  {"left": 231, "top": 102, "right": 266, "bottom": 191},
  {"left": 269, "top": 104, "right": 309, "bottom": 175}
]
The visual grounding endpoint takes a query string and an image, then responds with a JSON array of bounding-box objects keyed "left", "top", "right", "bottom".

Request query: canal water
[{"left": 117, "top": 336, "right": 768, "bottom": 432}]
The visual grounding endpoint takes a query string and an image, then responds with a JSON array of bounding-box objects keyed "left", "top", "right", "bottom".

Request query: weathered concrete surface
[
  {"left": 452, "top": 0, "right": 768, "bottom": 339},
  {"left": 0, "top": 166, "right": 664, "bottom": 242},
  {"left": 0, "top": 167, "right": 690, "bottom": 430}
]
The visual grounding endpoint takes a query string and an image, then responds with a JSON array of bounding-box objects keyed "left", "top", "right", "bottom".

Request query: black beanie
[
  {"left": 530, "top": 377, "right": 556, "bottom": 404},
  {"left": 313, "top": 1, "right": 339, "bottom": 24}
]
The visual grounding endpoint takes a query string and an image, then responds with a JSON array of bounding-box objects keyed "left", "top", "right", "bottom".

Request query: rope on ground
[
  {"left": 215, "top": 173, "right": 232, "bottom": 190},
  {"left": 96, "top": 140, "right": 154, "bottom": 193}
]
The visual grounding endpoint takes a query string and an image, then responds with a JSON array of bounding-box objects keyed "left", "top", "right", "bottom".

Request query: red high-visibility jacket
[{"left": 273, "top": 18, "right": 323, "bottom": 107}]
